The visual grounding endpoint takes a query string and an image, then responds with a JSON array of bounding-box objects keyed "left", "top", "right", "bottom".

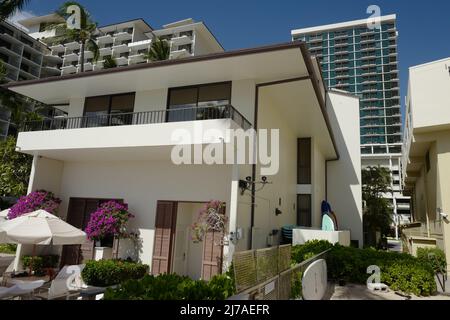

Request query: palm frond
[
  {"left": 145, "top": 37, "right": 170, "bottom": 62},
  {"left": 86, "top": 38, "right": 99, "bottom": 62},
  {"left": 0, "top": 0, "right": 31, "bottom": 21}
]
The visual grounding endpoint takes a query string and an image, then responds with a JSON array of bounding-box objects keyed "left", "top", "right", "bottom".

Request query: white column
[{"left": 224, "top": 164, "right": 240, "bottom": 268}]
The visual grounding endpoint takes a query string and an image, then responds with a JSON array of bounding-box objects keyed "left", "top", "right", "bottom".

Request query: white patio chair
[
  {"left": 0, "top": 280, "right": 45, "bottom": 300},
  {"left": 35, "top": 264, "right": 87, "bottom": 300}
]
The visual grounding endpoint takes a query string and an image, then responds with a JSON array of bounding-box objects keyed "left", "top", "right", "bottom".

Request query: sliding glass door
[
  {"left": 167, "top": 82, "right": 231, "bottom": 122},
  {"left": 83, "top": 93, "right": 135, "bottom": 127}
]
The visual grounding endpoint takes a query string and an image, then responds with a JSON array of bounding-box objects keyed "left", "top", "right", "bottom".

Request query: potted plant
[
  {"left": 8, "top": 190, "right": 61, "bottom": 220},
  {"left": 191, "top": 200, "right": 227, "bottom": 242},
  {"left": 85, "top": 201, "right": 134, "bottom": 257}
]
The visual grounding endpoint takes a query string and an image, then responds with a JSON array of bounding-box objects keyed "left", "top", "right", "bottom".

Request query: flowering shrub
[
  {"left": 85, "top": 201, "right": 134, "bottom": 242},
  {"left": 191, "top": 200, "right": 227, "bottom": 242},
  {"left": 8, "top": 190, "right": 61, "bottom": 220}
]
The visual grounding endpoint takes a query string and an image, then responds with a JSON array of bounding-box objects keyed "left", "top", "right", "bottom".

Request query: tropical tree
[
  {"left": 48, "top": 2, "right": 99, "bottom": 72},
  {"left": 0, "top": 136, "right": 32, "bottom": 198},
  {"left": 0, "top": 0, "right": 30, "bottom": 21},
  {"left": 144, "top": 37, "right": 170, "bottom": 62},
  {"left": 103, "top": 55, "right": 117, "bottom": 69},
  {"left": 362, "top": 166, "right": 393, "bottom": 247}
]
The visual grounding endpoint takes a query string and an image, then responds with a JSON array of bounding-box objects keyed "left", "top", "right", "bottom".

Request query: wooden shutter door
[
  {"left": 152, "top": 201, "right": 177, "bottom": 275},
  {"left": 60, "top": 198, "right": 87, "bottom": 267},
  {"left": 201, "top": 230, "right": 224, "bottom": 280}
]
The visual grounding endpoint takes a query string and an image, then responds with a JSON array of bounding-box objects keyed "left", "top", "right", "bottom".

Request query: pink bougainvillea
[
  {"left": 8, "top": 190, "right": 61, "bottom": 220},
  {"left": 191, "top": 200, "right": 227, "bottom": 242},
  {"left": 85, "top": 201, "right": 134, "bottom": 241}
]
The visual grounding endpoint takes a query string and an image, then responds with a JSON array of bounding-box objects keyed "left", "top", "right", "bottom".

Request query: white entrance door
[{"left": 172, "top": 226, "right": 189, "bottom": 275}]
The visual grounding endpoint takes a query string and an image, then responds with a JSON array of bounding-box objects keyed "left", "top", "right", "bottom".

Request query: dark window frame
[
  {"left": 83, "top": 92, "right": 136, "bottom": 116},
  {"left": 166, "top": 81, "right": 232, "bottom": 122}
]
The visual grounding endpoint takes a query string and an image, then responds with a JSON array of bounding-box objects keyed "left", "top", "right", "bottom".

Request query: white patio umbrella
[
  {"left": 0, "top": 210, "right": 86, "bottom": 245},
  {"left": 0, "top": 210, "right": 87, "bottom": 274}
]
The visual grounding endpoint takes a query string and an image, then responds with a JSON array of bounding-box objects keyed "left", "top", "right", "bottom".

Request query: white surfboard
[{"left": 302, "top": 259, "right": 327, "bottom": 300}]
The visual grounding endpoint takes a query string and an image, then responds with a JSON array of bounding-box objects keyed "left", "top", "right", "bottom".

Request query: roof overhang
[
  {"left": 4, "top": 42, "right": 309, "bottom": 105},
  {"left": 6, "top": 41, "right": 339, "bottom": 159}
]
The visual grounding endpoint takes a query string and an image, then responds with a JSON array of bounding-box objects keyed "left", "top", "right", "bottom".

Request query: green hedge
[
  {"left": 291, "top": 240, "right": 333, "bottom": 264},
  {"left": 292, "top": 241, "right": 437, "bottom": 296},
  {"left": 22, "top": 254, "right": 59, "bottom": 276},
  {"left": 417, "top": 247, "right": 447, "bottom": 274},
  {"left": 104, "top": 273, "right": 235, "bottom": 300},
  {"left": 81, "top": 259, "right": 149, "bottom": 287},
  {"left": 0, "top": 244, "right": 17, "bottom": 254}
]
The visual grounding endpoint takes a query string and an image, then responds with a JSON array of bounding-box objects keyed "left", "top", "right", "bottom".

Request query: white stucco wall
[
  {"left": 253, "top": 94, "right": 298, "bottom": 249},
  {"left": 326, "top": 91, "right": 363, "bottom": 247},
  {"left": 409, "top": 58, "right": 450, "bottom": 130}
]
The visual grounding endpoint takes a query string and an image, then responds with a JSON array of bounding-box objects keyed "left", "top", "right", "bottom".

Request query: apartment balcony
[
  {"left": 335, "top": 74, "right": 350, "bottom": 80},
  {"left": 360, "top": 47, "right": 376, "bottom": 52},
  {"left": 128, "top": 39, "right": 151, "bottom": 50},
  {"left": 61, "top": 65, "right": 77, "bottom": 75},
  {"left": 115, "top": 56, "right": 129, "bottom": 66},
  {"left": 334, "top": 42, "right": 349, "bottom": 48},
  {"left": 113, "top": 31, "right": 132, "bottom": 41},
  {"left": 64, "top": 41, "right": 80, "bottom": 50},
  {"left": 17, "top": 105, "right": 252, "bottom": 158},
  {"left": 170, "top": 49, "right": 191, "bottom": 59},
  {"left": 112, "top": 43, "right": 130, "bottom": 54},
  {"left": 63, "top": 52, "right": 79, "bottom": 62},
  {"left": 360, "top": 54, "right": 377, "bottom": 60},
  {"left": 99, "top": 47, "right": 112, "bottom": 56},
  {"left": 128, "top": 53, "right": 146, "bottom": 65},
  {"left": 334, "top": 66, "right": 349, "bottom": 71},
  {"left": 97, "top": 34, "right": 114, "bottom": 44},
  {"left": 360, "top": 38, "right": 376, "bottom": 44},
  {"left": 171, "top": 35, "right": 192, "bottom": 46},
  {"left": 309, "top": 37, "right": 323, "bottom": 44},
  {"left": 360, "top": 30, "right": 375, "bottom": 36},
  {"left": 334, "top": 34, "right": 349, "bottom": 40},
  {"left": 49, "top": 44, "right": 65, "bottom": 53},
  {"left": 77, "top": 62, "right": 93, "bottom": 72},
  {"left": 334, "top": 57, "right": 349, "bottom": 63},
  {"left": 44, "top": 54, "right": 63, "bottom": 64},
  {"left": 41, "top": 65, "right": 61, "bottom": 75}
]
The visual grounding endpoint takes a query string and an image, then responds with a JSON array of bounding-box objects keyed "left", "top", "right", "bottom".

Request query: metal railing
[{"left": 21, "top": 104, "right": 252, "bottom": 132}]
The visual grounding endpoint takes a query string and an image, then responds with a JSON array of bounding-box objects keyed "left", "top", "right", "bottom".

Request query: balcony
[
  {"left": 99, "top": 47, "right": 112, "bottom": 56},
  {"left": 171, "top": 35, "right": 192, "bottom": 46},
  {"left": 49, "top": 44, "right": 65, "bottom": 52},
  {"left": 97, "top": 34, "right": 114, "bottom": 44},
  {"left": 113, "top": 31, "right": 133, "bottom": 41},
  {"left": 128, "top": 53, "right": 146, "bottom": 65},
  {"left": 170, "top": 49, "right": 191, "bottom": 59},
  {"left": 112, "top": 43, "right": 130, "bottom": 54},
  {"left": 63, "top": 52, "right": 78, "bottom": 62},
  {"left": 64, "top": 41, "right": 80, "bottom": 50},
  {"left": 115, "top": 56, "right": 128, "bottom": 66},
  {"left": 61, "top": 65, "right": 77, "bottom": 75},
  {"left": 17, "top": 105, "right": 252, "bottom": 156}
]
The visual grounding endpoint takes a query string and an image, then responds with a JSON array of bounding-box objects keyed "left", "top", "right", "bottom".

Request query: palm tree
[
  {"left": 103, "top": 55, "right": 117, "bottom": 69},
  {"left": 0, "top": 0, "right": 30, "bottom": 21},
  {"left": 47, "top": 2, "right": 99, "bottom": 72},
  {"left": 144, "top": 37, "right": 170, "bottom": 62}
]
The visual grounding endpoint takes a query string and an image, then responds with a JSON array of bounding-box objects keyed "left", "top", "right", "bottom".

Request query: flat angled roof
[
  {"left": 98, "top": 18, "right": 153, "bottom": 32},
  {"left": 291, "top": 14, "right": 396, "bottom": 35},
  {"left": 4, "top": 41, "right": 302, "bottom": 90}
]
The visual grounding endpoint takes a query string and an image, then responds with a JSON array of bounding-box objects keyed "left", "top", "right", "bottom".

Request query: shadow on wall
[{"left": 326, "top": 92, "right": 363, "bottom": 246}]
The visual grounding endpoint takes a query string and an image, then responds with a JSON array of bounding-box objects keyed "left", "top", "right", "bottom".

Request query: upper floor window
[
  {"left": 167, "top": 82, "right": 231, "bottom": 122},
  {"left": 83, "top": 93, "right": 135, "bottom": 127}
]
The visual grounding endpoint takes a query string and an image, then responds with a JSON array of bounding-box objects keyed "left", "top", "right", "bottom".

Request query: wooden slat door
[
  {"left": 60, "top": 198, "right": 86, "bottom": 267},
  {"left": 151, "top": 201, "right": 177, "bottom": 275},
  {"left": 201, "top": 230, "right": 224, "bottom": 280}
]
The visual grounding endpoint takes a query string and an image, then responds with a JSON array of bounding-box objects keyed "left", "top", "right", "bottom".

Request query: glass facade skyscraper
[
  {"left": 292, "top": 14, "right": 410, "bottom": 233},
  {"left": 292, "top": 14, "right": 401, "bottom": 156}
]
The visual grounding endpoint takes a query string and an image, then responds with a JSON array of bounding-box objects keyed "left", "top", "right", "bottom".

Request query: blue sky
[{"left": 13, "top": 0, "right": 450, "bottom": 115}]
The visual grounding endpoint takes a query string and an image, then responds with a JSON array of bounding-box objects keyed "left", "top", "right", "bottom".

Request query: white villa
[{"left": 4, "top": 40, "right": 363, "bottom": 280}]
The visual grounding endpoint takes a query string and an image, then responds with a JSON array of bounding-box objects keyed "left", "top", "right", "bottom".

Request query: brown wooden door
[
  {"left": 201, "top": 230, "right": 224, "bottom": 280},
  {"left": 60, "top": 198, "right": 121, "bottom": 267},
  {"left": 151, "top": 201, "right": 177, "bottom": 275}
]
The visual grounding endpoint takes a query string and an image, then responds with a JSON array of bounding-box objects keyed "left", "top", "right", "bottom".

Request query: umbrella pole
[{"left": 30, "top": 244, "right": 36, "bottom": 275}]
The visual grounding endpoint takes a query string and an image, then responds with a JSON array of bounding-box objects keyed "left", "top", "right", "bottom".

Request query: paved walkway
[{"left": 327, "top": 283, "right": 450, "bottom": 300}]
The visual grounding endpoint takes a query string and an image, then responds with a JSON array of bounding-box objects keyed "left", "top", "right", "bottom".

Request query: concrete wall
[
  {"left": 253, "top": 93, "right": 298, "bottom": 249},
  {"left": 326, "top": 91, "right": 363, "bottom": 247},
  {"left": 409, "top": 58, "right": 450, "bottom": 130}
]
